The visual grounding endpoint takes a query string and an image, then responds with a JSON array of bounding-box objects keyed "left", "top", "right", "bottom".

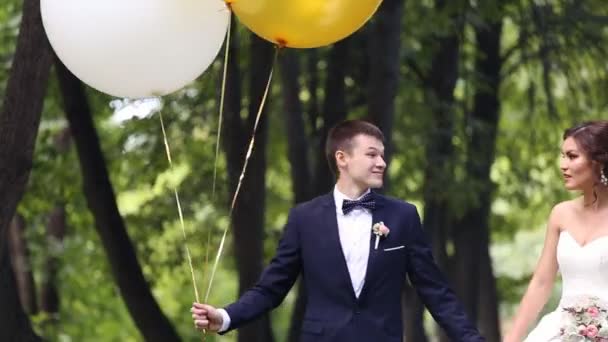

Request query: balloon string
[
  {"left": 213, "top": 5, "right": 231, "bottom": 209},
  {"left": 205, "top": 46, "right": 280, "bottom": 302},
  {"left": 158, "top": 109, "right": 200, "bottom": 303},
  {"left": 203, "top": 12, "right": 232, "bottom": 304}
]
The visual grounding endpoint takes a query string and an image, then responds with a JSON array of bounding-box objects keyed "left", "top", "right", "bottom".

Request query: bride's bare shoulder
[
  {"left": 552, "top": 199, "right": 577, "bottom": 213},
  {"left": 549, "top": 199, "right": 577, "bottom": 230}
]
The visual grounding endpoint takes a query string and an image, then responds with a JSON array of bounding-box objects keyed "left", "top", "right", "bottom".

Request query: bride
[{"left": 504, "top": 120, "right": 608, "bottom": 342}]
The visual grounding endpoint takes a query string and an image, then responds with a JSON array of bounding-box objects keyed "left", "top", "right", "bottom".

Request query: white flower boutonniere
[{"left": 372, "top": 221, "right": 390, "bottom": 250}]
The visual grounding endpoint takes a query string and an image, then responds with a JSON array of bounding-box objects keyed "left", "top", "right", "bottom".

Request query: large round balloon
[
  {"left": 41, "top": 0, "right": 230, "bottom": 98},
  {"left": 228, "top": 0, "right": 382, "bottom": 48}
]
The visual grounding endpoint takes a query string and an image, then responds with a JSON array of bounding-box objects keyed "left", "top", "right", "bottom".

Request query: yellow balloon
[{"left": 228, "top": 0, "right": 383, "bottom": 48}]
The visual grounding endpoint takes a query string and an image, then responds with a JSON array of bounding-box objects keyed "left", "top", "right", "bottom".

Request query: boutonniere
[{"left": 372, "top": 221, "right": 390, "bottom": 250}]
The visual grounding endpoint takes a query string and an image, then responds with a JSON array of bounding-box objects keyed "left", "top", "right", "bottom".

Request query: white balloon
[{"left": 41, "top": 0, "right": 229, "bottom": 98}]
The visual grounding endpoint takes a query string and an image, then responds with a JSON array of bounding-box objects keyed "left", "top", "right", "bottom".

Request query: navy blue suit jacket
[{"left": 224, "top": 193, "right": 484, "bottom": 342}]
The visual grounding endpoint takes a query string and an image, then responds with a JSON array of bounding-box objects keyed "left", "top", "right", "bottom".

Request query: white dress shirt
[
  {"left": 333, "top": 187, "right": 372, "bottom": 298},
  {"left": 217, "top": 187, "right": 373, "bottom": 332}
]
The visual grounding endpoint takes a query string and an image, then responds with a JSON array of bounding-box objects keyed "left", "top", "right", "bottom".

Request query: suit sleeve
[
  {"left": 222, "top": 208, "right": 301, "bottom": 332},
  {"left": 405, "top": 205, "right": 485, "bottom": 342}
]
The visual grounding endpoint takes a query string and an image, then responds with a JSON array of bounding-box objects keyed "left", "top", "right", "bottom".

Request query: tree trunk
[
  {"left": 367, "top": 0, "right": 404, "bottom": 169},
  {"left": 55, "top": 59, "right": 180, "bottom": 342},
  {"left": 8, "top": 214, "right": 38, "bottom": 315},
  {"left": 313, "top": 39, "right": 351, "bottom": 195},
  {"left": 420, "top": 3, "right": 464, "bottom": 341},
  {"left": 39, "top": 206, "right": 66, "bottom": 316},
  {"left": 279, "top": 50, "right": 311, "bottom": 204},
  {"left": 0, "top": 0, "right": 53, "bottom": 339},
  {"left": 222, "top": 17, "right": 244, "bottom": 175},
  {"left": 279, "top": 50, "right": 313, "bottom": 342},
  {"left": 222, "top": 31, "right": 276, "bottom": 342},
  {"left": 423, "top": 25, "right": 462, "bottom": 273},
  {"left": 473, "top": 20, "right": 503, "bottom": 340},
  {"left": 478, "top": 244, "right": 501, "bottom": 342},
  {"left": 452, "top": 19, "right": 503, "bottom": 341},
  {"left": 305, "top": 50, "right": 320, "bottom": 135},
  {"left": 403, "top": 281, "right": 428, "bottom": 342},
  {"left": 39, "top": 130, "right": 71, "bottom": 318}
]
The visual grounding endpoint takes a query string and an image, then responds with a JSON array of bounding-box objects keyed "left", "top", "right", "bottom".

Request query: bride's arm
[{"left": 503, "top": 204, "right": 563, "bottom": 342}]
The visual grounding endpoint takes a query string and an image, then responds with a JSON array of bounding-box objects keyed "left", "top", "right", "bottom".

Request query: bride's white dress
[{"left": 524, "top": 230, "right": 608, "bottom": 341}]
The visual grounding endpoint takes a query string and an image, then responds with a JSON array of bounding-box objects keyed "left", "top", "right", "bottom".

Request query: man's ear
[{"left": 335, "top": 150, "right": 346, "bottom": 169}]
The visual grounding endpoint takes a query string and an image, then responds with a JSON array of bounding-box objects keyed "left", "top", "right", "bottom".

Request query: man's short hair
[{"left": 325, "top": 120, "right": 384, "bottom": 176}]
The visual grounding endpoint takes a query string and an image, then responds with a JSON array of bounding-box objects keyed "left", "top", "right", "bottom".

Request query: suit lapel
[
  {"left": 319, "top": 193, "right": 358, "bottom": 301},
  {"left": 358, "top": 193, "right": 388, "bottom": 301}
]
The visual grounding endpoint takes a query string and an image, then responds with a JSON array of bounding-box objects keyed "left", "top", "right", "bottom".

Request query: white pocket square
[{"left": 383, "top": 245, "right": 405, "bottom": 252}]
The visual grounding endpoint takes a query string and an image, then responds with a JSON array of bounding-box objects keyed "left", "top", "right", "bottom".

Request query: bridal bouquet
[{"left": 560, "top": 296, "right": 608, "bottom": 341}]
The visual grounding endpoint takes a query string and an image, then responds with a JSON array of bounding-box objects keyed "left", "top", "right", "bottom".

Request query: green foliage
[
  {"left": 0, "top": 0, "right": 19, "bottom": 94},
  {"left": 4, "top": 0, "right": 608, "bottom": 340}
]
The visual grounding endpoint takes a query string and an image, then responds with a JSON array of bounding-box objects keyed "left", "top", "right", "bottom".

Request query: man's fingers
[
  {"left": 193, "top": 302, "right": 214, "bottom": 310},
  {"left": 199, "top": 304, "right": 216, "bottom": 312},
  {"left": 192, "top": 313, "right": 208, "bottom": 320},
  {"left": 191, "top": 307, "right": 207, "bottom": 315},
  {"left": 195, "top": 319, "right": 209, "bottom": 328},
  {"left": 192, "top": 302, "right": 205, "bottom": 309},
  {"left": 192, "top": 303, "right": 219, "bottom": 332},
  {"left": 192, "top": 303, "right": 216, "bottom": 316}
]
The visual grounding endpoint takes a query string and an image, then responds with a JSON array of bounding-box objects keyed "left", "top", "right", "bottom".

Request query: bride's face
[{"left": 560, "top": 137, "right": 597, "bottom": 190}]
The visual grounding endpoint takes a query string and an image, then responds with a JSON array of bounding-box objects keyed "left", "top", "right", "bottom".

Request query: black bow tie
[{"left": 342, "top": 192, "right": 376, "bottom": 214}]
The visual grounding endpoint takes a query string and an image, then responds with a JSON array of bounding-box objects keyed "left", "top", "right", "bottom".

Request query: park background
[{"left": 1, "top": 0, "right": 607, "bottom": 341}]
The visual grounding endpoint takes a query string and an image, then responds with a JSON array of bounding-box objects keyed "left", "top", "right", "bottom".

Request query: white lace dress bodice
[{"left": 524, "top": 231, "right": 608, "bottom": 341}]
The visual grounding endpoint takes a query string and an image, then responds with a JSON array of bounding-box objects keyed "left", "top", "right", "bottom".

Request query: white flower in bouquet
[
  {"left": 598, "top": 323, "right": 608, "bottom": 338},
  {"left": 560, "top": 296, "right": 608, "bottom": 341}
]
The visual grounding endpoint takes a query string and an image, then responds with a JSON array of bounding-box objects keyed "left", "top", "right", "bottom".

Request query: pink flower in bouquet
[
  {"left": 561, "top": 297, "right": 608, "bottom": 341},
  {"left": 587, "top": 306, "right": 600, "bottom": 317},
  {"left": 585, "top": 325, "right": 599, "bottom": 338}
]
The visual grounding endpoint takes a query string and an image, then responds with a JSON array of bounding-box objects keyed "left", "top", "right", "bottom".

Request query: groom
[{"left": 192, "top": 120, "right": 484, "bottom": 341}]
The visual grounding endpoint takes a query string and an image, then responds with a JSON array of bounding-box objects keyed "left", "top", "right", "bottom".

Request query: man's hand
[{"left": 191, "top": 302, "right": 224, "bottom": 332}]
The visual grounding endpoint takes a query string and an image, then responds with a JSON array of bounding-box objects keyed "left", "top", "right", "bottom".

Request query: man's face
[{"left": 336, "top": 134, "right": 386, "bottom": 189}]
